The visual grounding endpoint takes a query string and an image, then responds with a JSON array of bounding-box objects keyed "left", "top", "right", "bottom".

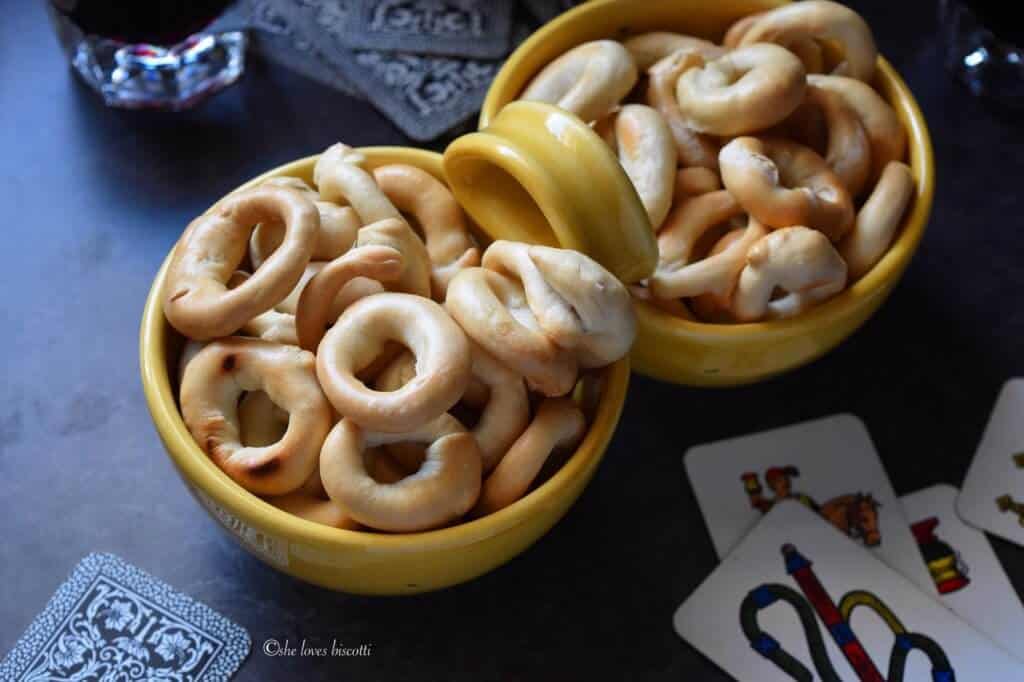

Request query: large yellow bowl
[
  {"left": 447, "top": 0, "right": 934, "bottom": 386},
  {"left": 139, "top": 147, "right": 630, "bottom": 595}
]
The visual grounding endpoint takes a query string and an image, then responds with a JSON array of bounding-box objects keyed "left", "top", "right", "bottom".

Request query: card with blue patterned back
[{"left": 0, "top": 553, "right": 250, "bottom": 681}]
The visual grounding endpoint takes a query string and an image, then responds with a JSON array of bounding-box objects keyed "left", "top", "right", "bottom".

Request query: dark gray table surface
[{"left": 2, "top": 1, "right": 1023, "bottom": 680}]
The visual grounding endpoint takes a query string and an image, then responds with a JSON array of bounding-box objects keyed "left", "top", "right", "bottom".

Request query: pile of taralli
[
  {"left": 164, "top": 143, "right": 635, "bottom": 533},
  {"left": 518, "top": 0, "right": 915, "bottom": 323}
]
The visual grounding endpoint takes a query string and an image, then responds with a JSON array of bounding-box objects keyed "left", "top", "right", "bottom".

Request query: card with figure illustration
[
  {"left": 685, "top": 414, "right": 934, "bottom": 592},
  {"left": 902, "top": 484, "right": 1024, "bottom": 661},
  {"left": 673, "top": 502, "right": 1023, "bottom": 681},
  {"left": 957, "top": 379, "right": 1024, "bottom": 547}
]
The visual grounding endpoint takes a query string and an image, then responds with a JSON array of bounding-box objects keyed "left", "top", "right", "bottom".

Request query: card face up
[
  {"left": 902, "top": 484, "right": 1024, "bottom": 661},
  {"left": 685, "top": 414, "right": 934, "bottom": 592},
  {"left": 958, "top": 379, "right": 1024, "bottom": 547},
  {"left": 0, "top": 554, "right": 250, "bottom": 681},
  {"left": 673, "top": 502, "right": 1024, "bottom": 682}
]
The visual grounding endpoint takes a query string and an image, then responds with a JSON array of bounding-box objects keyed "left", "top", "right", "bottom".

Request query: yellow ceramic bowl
[
  {"left": 450, "top": 0, "right": 935, "bottom": 386},
  {"left": 139, "top": 147, "right": 630, "bottom": 595}
]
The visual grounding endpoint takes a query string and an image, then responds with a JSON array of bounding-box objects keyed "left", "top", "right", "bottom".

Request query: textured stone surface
[{"left": 1, "top": 1, "right": 1022, "bottom": 679}]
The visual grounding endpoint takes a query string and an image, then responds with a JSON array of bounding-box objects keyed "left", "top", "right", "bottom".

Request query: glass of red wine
[
  {"left": 46, "top": 1, "right": 247, "bottom": 111},
  {"left": 940, "top": 0, "right": 1024, "bottom": 109}
]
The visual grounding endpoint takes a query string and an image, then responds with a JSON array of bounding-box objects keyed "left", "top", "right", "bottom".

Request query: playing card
[
  {"left": 342, "top": 0, "right": 515, "bottom": 59},
  {"left": 334, "top": 49, "right": 501, "bottom": 141},
  {"left": 685, "top": 414, "right": 935, "bottom": 592},
  {"left": 521, "top": 0, "right": 586, "bottom": 23},
  {"left": 958, "top": 378, "right": 1024, "bottom": 547},
  {"left": 245, "top": 0, "right": 364, "bottom": 98},
  {"left": 902, "top": 484, "right": 1024, "bottom": 661},
  {"left": 292, "top": 0, "right": 505, "bottom": 140},
  {"left": 673, "top": 502, "right": 1023, "bottom": 681},
  {"left": 0, "top": 553, "right": 250, "bottom": 681}
]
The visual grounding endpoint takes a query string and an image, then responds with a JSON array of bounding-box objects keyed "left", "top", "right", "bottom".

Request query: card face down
[
  {"left": 685, "top": 414, "right": 934, "bottom": 592},
  {"left": 902, "top": 484, "right": 1024, "bottom": 661},
  {"left": 0, "top": 554, "right": 250, "bottom": 682},
  {"left": 958, "top": 379, "right": 1024, "bottom": 547},
  {"left": 344, "top": 0, "right": 515, "bottom": 59},
  {"left": 273, "top": 0, "right": 508, "bottom": 141},
  {"left": 673, "top": 502, "right": 1024, "bottom": 682}
]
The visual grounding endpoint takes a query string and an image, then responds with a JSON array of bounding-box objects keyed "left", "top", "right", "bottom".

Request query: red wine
[
  {"left": 51, "top": 0, "right": 235, "bottom": 45},
  {"left": 964, "top": 1, "right": 1024, "bottom": 45}
]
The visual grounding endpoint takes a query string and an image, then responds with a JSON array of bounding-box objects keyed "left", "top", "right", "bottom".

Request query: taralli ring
[
  {"left": 370, "top": 351, "right": 436, "bottom": 473},
  {"left": 314, "top": 143, "right": 401, "bottom": 224},
  {"left": 630, "top": 284, "right": 697, "bottom": 320},
  {"left": 465, "top": 345, "right": 530, "bottom": 473},
  {"left": 481, "top": 241, "right": 637, "bottom": 369},
  {"left": 719, "top": 136, "right": 854, "bottom": 241},
  {"left": 840, "top": 161, "right": 915, "bottom": 279},
  {"left": 674, "top": 43, "right": 807, "bottom": 137},
  {"left": 267, "top": 492, "right": 360, "bottom": 530},
  {"left": 473, "top": 398, "right": 585, "bottom": 517},
  {"left": 265, "top": 456, "right": 361, "bottom": 530},
  {"left": 607, "top": 104, "right": 677, "bottom": 229},
  {"left": 732, "top": 226, "right": 849, "bottom": 322},
  {"left": 646, "top": 50, "right": 719, "bottom": 169},
  {"left": 294, "top": 241, "right": 405, "bottom": 352},
  {"left": 372, "top": 163, "right": 480, "bottom": 299},
  {"left": 808, "top": 74, "right": 906, "bottom": 180},
  {"left": 722, "top": 10, "right": 765, "bottom": 47},
  {"left": 650, "top": 192, "right": 767, "bottom": 301},
  {"left": 354, "top": 217, "right": 432, "bottom": 300},
  {"left": 373, "top": 345, "right": 529, "bottom": 473},
  {"left": 675, "top": 166, "right": 722, "bottom": 197},
  {"left": 209, "top": 355, "right": 357, "bottom": 530},
  {"left": 250, "top": 176, "right": 360, "bottom": 268},
  {"left": 230, "top": 259, "right": 393, "bottom": 348},
  {"left": 316, "top": 292, "right": 472, "bottom": 433},
  {"left": 790, "top": 38, "right": 826, "bottom": 74},
  {"left": 623, "top": 31, "right": 724, "bottom": 70},
  {"left": 227, "top": 270, "right": 300, "bottom": 346},
  {"left": 237, "top": 389, "right": 289, "bottom": 447},
  {"left": 521, "top": 39, "right": 638, "bottom": 123},
  {"left": 179, "top": 337, "right": 333, "bottom": 496},
  {"left": 320, "top": 415, "right": 482, "bottom": 532},
  {"left": 300, "top": 261, "right": 384, "bottom": 318},
  {"left": 365, "top": 448, "right": 412, "bottom": 485},
  {"left": 315, "top": 145, "right": 432, "bottom": 298},
  {"left": 734, "top": 0, "right": 878, "bottom": 82},
  {"left": 690, "top": 227, "right": 759, "bottom": 322},
  {"left": 723, "top": 12, "right": 826, "bottom": 75},
  {"left": 163, "top": 185, "right": 318, "bottom": 340},
  {"left": 803, "top": 83, "right": 872, "bottom": 197},
  {"left": 177, "top": 340, "right": 205, "bottom": 386},
  {"left": 445, "top": 267, "right": 579, "bottom": 397}
]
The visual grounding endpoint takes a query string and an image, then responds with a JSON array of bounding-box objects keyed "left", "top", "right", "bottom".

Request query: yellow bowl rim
[
  {"left": 139, "top": 146, "right": 631, "bottom": 554},
  {"left": 479, "top": 0, "right": 935, "bottom": 341}
]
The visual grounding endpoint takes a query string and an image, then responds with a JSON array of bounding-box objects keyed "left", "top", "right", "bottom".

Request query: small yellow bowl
[
  {"left": 139, "top": 147, "right": 630, "bottom": 595},
  {"left": 452, "top": 0, "right": 934, "bottom": 386}
]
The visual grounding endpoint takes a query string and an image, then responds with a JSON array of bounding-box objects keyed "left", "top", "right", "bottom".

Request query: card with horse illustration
[{"left": 685, "top": 414, "right": 934, "bottom": 593}]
